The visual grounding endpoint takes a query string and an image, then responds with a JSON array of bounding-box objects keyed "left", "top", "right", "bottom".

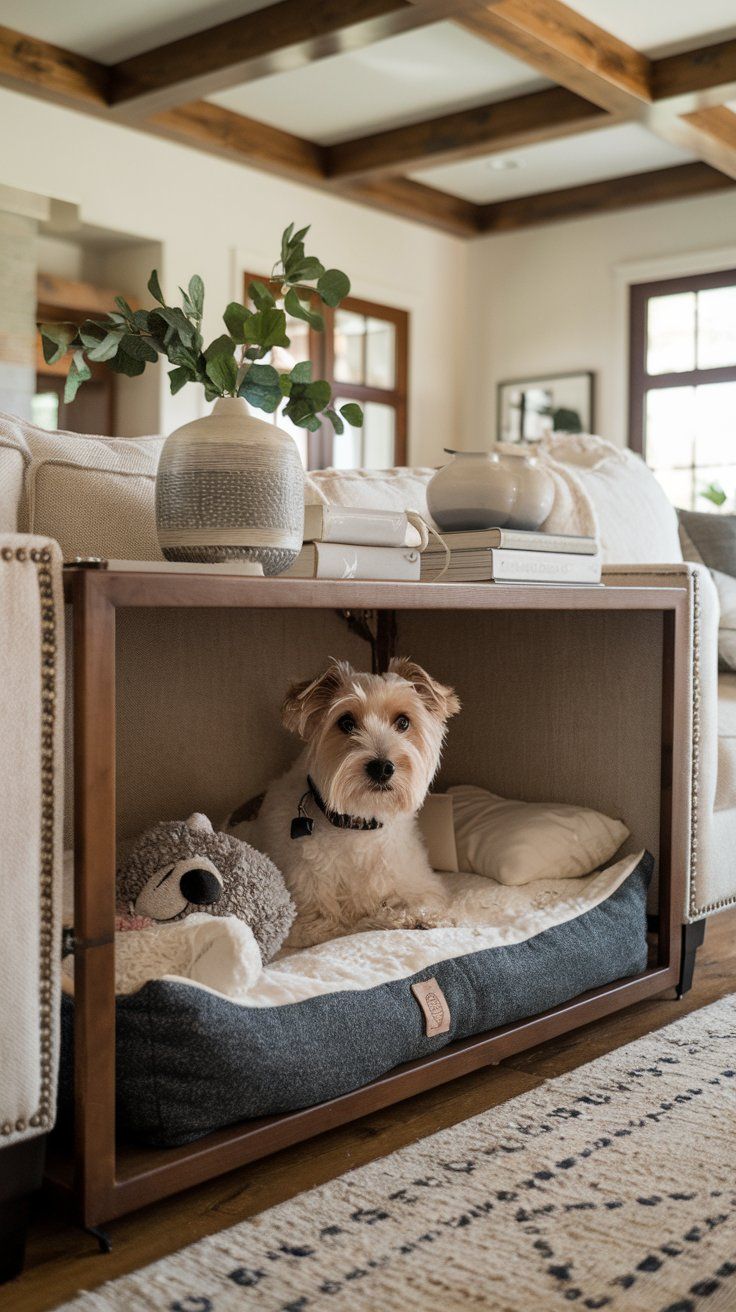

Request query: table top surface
[{"left": 62, "top": 564, "right": 688, "bottom": 612}]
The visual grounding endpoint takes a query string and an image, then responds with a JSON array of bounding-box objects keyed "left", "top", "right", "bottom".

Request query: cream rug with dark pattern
[{"left": 58, "top": 996, "right": 736, "bottom": 1312}]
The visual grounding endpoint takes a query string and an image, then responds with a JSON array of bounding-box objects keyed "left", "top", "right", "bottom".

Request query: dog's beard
[{"left": 308, "top": 719, "right": 443, "bottom": 823}]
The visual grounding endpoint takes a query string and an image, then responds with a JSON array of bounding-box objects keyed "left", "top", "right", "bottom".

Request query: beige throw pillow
[{"left": 448, "top": 784, "right": 628, "bottom": 885}]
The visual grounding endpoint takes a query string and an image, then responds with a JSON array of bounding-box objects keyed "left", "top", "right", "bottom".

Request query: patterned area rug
[{"left": 58, "top": 996, "right": 736, "bottom": 1312}]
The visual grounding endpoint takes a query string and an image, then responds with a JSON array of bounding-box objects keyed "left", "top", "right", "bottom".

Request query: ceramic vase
[
  {"left": 155, "top": 397, "right": 304, "bottom": 575},
  {"left": 497, "top": 446, "right": 555, "bottom": 530},
  {"left": 427, "top": 450, "right": 517, "bottom": 531}
]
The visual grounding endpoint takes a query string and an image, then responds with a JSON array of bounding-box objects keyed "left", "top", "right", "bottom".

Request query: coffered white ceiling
[
  {"left": 412, "top": 124, "right": 696, "bottom": 204},
  {"left": 210, "top": 24, "right": 550, "bottom": 143},
  {"left": 0, "top": 0, "right": 273, "bottom": 62},
  {"left": 565, "top": 0, "right": 736, "bottom": 57}
]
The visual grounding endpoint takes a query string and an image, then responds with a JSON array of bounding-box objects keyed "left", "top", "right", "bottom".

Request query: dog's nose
[
  {"left": 366, "top": 757, "right": 395, "bottom": 784},
  {"left": 179, "top": 868, "right": 222, "bottom": 905}
]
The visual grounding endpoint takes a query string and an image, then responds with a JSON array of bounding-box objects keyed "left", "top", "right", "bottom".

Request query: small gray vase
[{"left": 155, "top": 398, "right": 304, "bottom": 575}]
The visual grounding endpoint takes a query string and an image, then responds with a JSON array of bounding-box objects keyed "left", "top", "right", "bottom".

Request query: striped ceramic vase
[{"left": 155, "top": 398, "right": 304, "bottom": 575}]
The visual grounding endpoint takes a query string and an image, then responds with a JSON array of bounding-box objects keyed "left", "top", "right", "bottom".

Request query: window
[
  {"left": 629, "top": 269, "right": 736, "bottom": 510},
  {"left": 243, "top": 273, "right": 408, "bottom": 470}
]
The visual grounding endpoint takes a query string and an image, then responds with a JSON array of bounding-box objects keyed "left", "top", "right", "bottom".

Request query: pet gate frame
[{"left": 47, "top": 567, "right": 689, "bottom": 1227}]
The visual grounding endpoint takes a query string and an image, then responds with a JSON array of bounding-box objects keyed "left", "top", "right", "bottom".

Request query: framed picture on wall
[{"left": 497, "top": 371, "right": 595, "bottom": 443}]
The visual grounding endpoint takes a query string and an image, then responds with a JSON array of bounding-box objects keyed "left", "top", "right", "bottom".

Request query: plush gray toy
[{"left": 117, "top": 812, "right": 295, "bottom": 963}]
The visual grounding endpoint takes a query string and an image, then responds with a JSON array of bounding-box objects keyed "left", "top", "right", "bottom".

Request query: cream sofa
[{"left": 0, "top": 413, "right": 732, "bottom": 1273}]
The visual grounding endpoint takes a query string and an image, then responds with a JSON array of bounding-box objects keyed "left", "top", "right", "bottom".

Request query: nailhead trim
[{"left": 0, "top": 545, "right": 59, "bottom": 1136}]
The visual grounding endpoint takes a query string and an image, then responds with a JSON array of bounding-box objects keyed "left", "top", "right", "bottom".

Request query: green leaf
[
  {"left": 147, "top": 270, "right": 165, "bottom": 305},
  {"left": 168, "top": 365, "right": 192, "bottom": 395},
  {"left": 340, "top": 402, "right": 364, "bottom": 428},
  {"left": 204, "top": 333, "right": 236, "bottom": 360},
  {"left": 149, "top": 307, "right": 196, "bottom": 347},
  {"left": 317, "top": 268, "right": 350, "bottom": 307},
  {"left": 279, "top": 374, "right": 292, "bottom": 396},
  {"left": 205, "top": 350, "right": 237, "bottom": 395},
  {"left": 187, "top": 274, "right": 204, "bottom": 319},
  {"left": 248, "top": 279, "right": 275, "bottom": 311},
  {"left": 280, "top": 222, "right": 295, "bottom": 267},
  {"left": 120, "top": 333, "right": 158, "bottom": 363},
  {"left": 305, "top": 378, "right": 331, "bottom": 411},
  {"left": 239, "top": 380, "right": 282, "bottom": 413},
  {"left": 324, "top": 407, "right": 344, "bottom": 435},
  {"left": 223, "top": 302, "right": 251, "bottom": 343},
  {"left": 114, "top": 295, "right": 134, "bottom": 321},
  {"left": 243, "top": 306, "right": 289, "bottom": 351},
  {"left": 64, "top": 351, "right": 92, "bottom": 403},
  {"left": 109, "top": 351, "right": 146, "bottom": 378},
  {"left": 39, "top": 322, "right": 75, "bottom": 365},
  {"left": 78, "top": 323, "right": 106, "bottom": 350},
  {"left": 245, "top": 363, "right": 279, "bottom": 388},
  {"left": 131, "top": 309, "right": 151, "bottom": 332},
  {"left": 284, "top": 288, "right": 324, "bottom": 331},
  {"left": 291, "top": 256, "right": 325, "bottom": 282},
  {"left": 87, "top": 330, "right": 123, "bottom": 363},
  {"left": 290, "top": 360, "right": 312, "bottom": 383}
]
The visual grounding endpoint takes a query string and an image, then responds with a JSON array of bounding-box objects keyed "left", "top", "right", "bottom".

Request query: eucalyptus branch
[{"left": 38, "top": 222, "right": 363, "bottom": 436}]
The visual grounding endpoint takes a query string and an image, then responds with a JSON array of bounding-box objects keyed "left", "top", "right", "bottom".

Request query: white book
[
  {"left": 421, "top": 547, "right": 601, "bottom": 584},
  {"left": 303, "top": 503, "right": 421, "bottom": 548},
  {"left": 284, "top": 542, "right": 421, "bottom": 581},
  {"left": 431, "top": 528, "right": 597, "bottom": 554}
]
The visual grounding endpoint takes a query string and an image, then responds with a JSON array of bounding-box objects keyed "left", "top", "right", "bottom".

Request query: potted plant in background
[{"left": 39, "top": 223, "right": 362, "bottom": 575}]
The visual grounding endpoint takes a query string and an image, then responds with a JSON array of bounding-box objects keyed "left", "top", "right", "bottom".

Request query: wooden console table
[{"left": 48, "top": 567, "right": 690, "bottom": 1227}]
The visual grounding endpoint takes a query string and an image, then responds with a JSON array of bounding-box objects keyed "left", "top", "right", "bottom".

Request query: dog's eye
[
  {"left": 395, "top": 714, "right": 410, "bottom": 733},
  {"left": 337, "top": 714, "right": 357, "bottom": 735}
]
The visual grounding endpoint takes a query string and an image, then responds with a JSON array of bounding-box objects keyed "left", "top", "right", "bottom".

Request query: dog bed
[{"left": 60, "top": 850, "right": 652, "bottom": 1147}]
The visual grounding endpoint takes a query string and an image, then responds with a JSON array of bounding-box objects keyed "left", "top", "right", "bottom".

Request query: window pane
[
  {"left": 693, "top": 381, "right": 736, "bottom": 465},
  {"left": 646, "top": 292, "right": 696, "bottom": 375},
  {"left": 366, "top": 317, "right": 396, "bottom": 389},
  {"left": 334, "top": 310, "right": 365, "bottom": 384},
  {"left": 697, "top": 286, "right": 736, "bottom": 369},
  {"left": 331, "top": 397, "right": 361, "bottom": 467},
  {"left": 31, "top": 391, "right": 59, "bottom": 431},
  {"left": 645, "top": 386, "right": 695, "bottom": 468},
  {"left": 363, "top": 401, "right": 396, "bottom": 468},
  {"left": 652, "top": 467, "right": 694, "bottom": 509}
]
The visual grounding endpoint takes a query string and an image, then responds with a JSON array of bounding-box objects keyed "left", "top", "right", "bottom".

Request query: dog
[{"left": 251, "top": 657, "right": 460, "bottom": 948}]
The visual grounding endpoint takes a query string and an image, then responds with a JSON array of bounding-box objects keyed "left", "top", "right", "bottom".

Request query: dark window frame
[
  {"left": 628, "top": 266, "right": 736, "bottom": 458},
  {"left": 243, "top": 273, "right": 408, "bottom": 470}
]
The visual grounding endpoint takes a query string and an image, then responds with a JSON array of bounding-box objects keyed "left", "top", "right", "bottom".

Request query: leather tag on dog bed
[{"left": 411, "top": 978, "right": 451, "bottom": 1036}]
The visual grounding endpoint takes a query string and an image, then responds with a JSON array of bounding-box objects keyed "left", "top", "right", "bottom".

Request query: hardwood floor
[{"left": 5, "top": 908, "right": 736, "bottom": 1312}]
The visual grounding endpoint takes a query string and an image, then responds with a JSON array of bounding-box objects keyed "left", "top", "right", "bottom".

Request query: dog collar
[{"left": 290, "top": 776, "right": 384, "bottom": 839}]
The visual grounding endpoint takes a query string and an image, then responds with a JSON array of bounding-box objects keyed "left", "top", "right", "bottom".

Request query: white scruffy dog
[{"left": 251, "top": 657, "right": 460, "bottom": 948}]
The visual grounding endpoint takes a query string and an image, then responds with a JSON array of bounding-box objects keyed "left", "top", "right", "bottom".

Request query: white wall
[
  {"left": 466, "top": 190, "right": 736, "bottom": 447},
  {"left": 0, "top": 87, "right": 467, "bottom": 463}
]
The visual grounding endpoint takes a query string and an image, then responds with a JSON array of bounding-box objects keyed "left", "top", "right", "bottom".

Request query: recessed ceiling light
[{"left": 487, "top": 157, "right": 522, "bottom": 171}]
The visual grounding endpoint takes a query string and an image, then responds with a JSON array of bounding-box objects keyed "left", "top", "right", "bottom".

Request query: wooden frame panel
[{"left": 46, "top": 568, "right": 688, "bottom": 1227}]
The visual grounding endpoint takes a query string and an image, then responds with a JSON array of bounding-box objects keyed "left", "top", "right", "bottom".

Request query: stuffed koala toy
[{"left": 117, "top": 812, "right": 295, "bottom": 964}]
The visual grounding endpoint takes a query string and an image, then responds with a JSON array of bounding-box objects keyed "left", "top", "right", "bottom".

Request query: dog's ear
[
  {"left": 282, "top": 660, "right": 353, "bottom": 738},
  {"left": 389, "top": 657, "right": 461, "bottom": 722}
]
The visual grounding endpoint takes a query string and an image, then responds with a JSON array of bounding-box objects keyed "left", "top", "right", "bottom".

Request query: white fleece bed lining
[{"left": 161, "top": 850, "right": 645, "bottom": 1008}]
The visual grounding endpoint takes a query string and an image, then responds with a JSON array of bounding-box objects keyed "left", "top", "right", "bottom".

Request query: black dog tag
[{"left": 291, "top": 815, "right": 314, "bottom": 840}]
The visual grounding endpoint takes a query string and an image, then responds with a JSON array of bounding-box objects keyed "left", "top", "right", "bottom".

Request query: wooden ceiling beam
[
  {"left": 652, "top": 38, "right": 736, "bottom": 112},
  {"left": 0, "top": 23, "right": 108, "bottom": 109},
  {"left": 478, "top": 161, "right": 736, "bottom": 233},
  {"left": 325, "top": 86, "right": 611, "bottom": 180},
  {"left": 108, "top": 0, "right": 491, "bottom": 117}
]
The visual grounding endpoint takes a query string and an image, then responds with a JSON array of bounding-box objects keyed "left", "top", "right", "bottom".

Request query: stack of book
[
  {"left": 420, "top": 528, "right": 601, "bottom": 585},
  {"left": 283, "top": 505, "right": 423, "bottom": 580}
]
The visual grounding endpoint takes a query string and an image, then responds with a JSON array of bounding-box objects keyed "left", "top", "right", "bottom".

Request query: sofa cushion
[
  {"left": 678, "top": 508, "right": 736, "bottom": 575},
  {"left": 306, "top": 467, "right": 434, "bottom": 517},
  {"left": 60, "top": 851, "right": 651, "bottom": 1146},
  {"left": 0, "top": 412, "right": 163, "bottom": 560}
]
